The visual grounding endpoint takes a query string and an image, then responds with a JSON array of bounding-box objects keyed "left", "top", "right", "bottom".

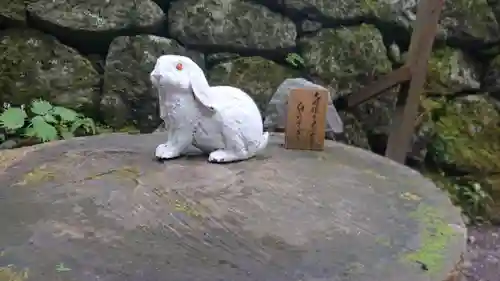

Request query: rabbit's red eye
[{"left": 176, "top": 63, "right": 183, "bottom": 70}]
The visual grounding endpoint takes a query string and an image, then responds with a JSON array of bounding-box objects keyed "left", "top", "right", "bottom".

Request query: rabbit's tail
[{"left": 251, "top": 132, "right": 269, "bottom": 155}]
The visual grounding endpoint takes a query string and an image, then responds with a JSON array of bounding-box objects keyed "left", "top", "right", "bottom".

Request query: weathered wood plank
[
  {"left": 385, "top": 0, "right": 445, "bottom": 163},
  {"left": 346, "top": 65, "right": 411, "bottom": 108},
  {"left": 284, "top": 88, "right": 328, "bottom": 150}
]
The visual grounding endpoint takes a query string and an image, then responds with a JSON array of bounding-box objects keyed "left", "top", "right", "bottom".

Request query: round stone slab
[{"left": 0, "top": 133, "right": 465, "bottom": 281}]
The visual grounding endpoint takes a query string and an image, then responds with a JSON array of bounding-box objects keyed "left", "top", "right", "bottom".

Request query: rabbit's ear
[{"left": 188, "top": 63, "right": 216, "bottom": 112}]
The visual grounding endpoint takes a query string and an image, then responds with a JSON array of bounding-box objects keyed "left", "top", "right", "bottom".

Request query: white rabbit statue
[{"left": 150, "top": 54, "right": 269, "bottom": 163}]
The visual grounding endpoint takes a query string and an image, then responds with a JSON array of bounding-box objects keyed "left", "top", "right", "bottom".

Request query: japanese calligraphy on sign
[{"left": 284, "top": 88, "right": 328, "bottom": 151}]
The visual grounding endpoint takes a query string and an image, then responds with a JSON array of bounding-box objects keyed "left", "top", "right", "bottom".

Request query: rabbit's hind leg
[
  {"left": 155, "top": 124, "right": 194, "bottom": 160},
  {"left": 207, "top": 125, "right": 252, "bottom": 163}
]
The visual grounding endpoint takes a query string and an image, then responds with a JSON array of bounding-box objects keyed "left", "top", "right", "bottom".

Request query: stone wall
[{"left": 1, "top": 0, "right": 500, "bottom": 219}]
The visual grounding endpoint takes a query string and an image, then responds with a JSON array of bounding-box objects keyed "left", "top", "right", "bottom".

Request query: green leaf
[
  {"left": 70, "top": 117, "right": 96, "bottom": 135},
  {"left": 42, "top": 113, "right": 57, "bottom": 123},
  {"left": 0, "top": 133, "right": 5, "bottom": 142},
  {"left": 26, "top": 115, "right": 58, "bottom": 142},
  {"left": 51, "top": 106, "right": 79, "bottom": 122},
  {"left": 0, "top": 107, "right": 27, "bottom": 130},
  {"left": 59, "top": 126, "right": 74, "bottom": 140},
  {"left": 31, "top": 100, "right": 53, "bottom": 115}
]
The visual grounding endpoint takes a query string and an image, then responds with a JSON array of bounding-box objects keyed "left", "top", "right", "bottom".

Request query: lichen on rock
[
  {"left": 0, "top": 28, "right": 99, "bottom": 113},
  {"left": 207, "top": 56, "right": 299, "bottom": 113},
  {"left": 28, "top": 0, "right": 164, "bottom": 31},
  {"left": 426, "top": 46, "right": 481, "bottom": 94},
  {"left": 421, "top": 94, "right": 500, "bottom": 220},
  {"left": 168, "top": 0, "right": 296, "bottom": 50},
  {"left": 101, "top": 35, "right": 204, "bottom": 132},
  {"left": 0, "top": 0, "right": 31, "bottom": 27},
  {"left": 26, "top": 0, "right": 165, "bottom": 53},
  {"left": 282, "top": 0, "right": 499, "bottom": 43}
]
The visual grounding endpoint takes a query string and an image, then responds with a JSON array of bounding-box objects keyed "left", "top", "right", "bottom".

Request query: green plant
[
  {"left": 0, "top": 99, "right": 96, "bottom": 143},
  {"left": 285, "top": 53, "right": 305, "bottom": 68}
]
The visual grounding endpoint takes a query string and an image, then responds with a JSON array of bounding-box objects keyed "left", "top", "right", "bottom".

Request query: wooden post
[
  {"left": 284, "top": 88, "right": 328, "bottom": 151},
  {"left": 385, "top": 0, "right": 445, "bottom": 163}
]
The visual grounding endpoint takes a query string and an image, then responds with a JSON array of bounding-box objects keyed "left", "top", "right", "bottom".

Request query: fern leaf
[
  {"left": 51, "top": 106, "right": 79, "bottom": 122},
  {"left": 31, "top": 100, "right": 53, "bottom": 115},
  {"left": 0, "top": 107, "right": 27, "bottom": 130},
  {"left": 26, "top": 115, "right": 58, "bottom": 142}
]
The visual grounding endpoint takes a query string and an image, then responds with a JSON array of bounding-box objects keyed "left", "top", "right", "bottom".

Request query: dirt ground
[{"left": 464, "top": 225, "right": 500, "bottom": 281}]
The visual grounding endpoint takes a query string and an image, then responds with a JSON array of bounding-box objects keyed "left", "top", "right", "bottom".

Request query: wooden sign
[{"left": 284, "top": 88, "right": 328, "bottom": 151}]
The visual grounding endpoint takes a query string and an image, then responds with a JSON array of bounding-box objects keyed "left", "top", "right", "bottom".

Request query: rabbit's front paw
[{"left": 155, "top": 144, "right": 181, "bottom": 160}]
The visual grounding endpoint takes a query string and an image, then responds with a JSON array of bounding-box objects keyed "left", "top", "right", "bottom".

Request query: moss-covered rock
[
  {"left": 0, "top": 0, "right": 30, "bottom": 27},
  {"left": 26, "top": 0, "right": 165, "bottom": 53},
  {"left": 422, "top": 94, "right": 500, "bottom": 220},
  {"left": 439, "top": 0, "right": 499, "bottom": 43},
  {"left": 101, "top": 35, "right": 204, "bottom": 132},
  {"left": 280, "top": 0, "right": 499, "bottom": 43},
  {"left": 300, "top": 24, "right": 396, "bottom": 150},
  {"left": 207, "top": 56, "right": 299, "bottom": 113},
  {"left": 168, "top": 0, "right": 296, "bottom": 50},
  {"left": 0, "top": 28, "right": 99, "bottom": 113},
  {"left": 426, "top": 47, "right": 481, "bottom": 94}
]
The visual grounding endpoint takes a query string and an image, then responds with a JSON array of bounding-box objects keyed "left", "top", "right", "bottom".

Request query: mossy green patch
[
  {"left": 300, "top": 24, "right": 391, "bottom": 97},
  {"left": 400, "top": 204, "right": 458, "bottom": 275},
  {"left": 0, "top": 28, "right": 99, "bottom": 115},
  {"left": 426, "top": 47, "right": 479, "bottom": 95},
  {"left": 0, "top": 265, "right": 28, "bottom": 281},
  {"left": 14, "top": 163, "right": 57, "bottom": 186},
  {"left": 207, "top": 56, "right": 299, "bottom": 113},
  {"left": 420, "top": 95, "right": 500, "bottom": 221},
  {"left": 152, "top": 187, "right": 202, "bottom": 218}
]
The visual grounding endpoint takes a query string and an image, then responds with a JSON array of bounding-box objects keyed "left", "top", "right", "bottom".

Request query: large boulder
[
  {"left": 207, "top": 56, "right": 299, "bottom": 112},
  {"left": 168, "top": 0, "right": 296, "bottom": 50},
  {"left": 0, "top": 28, "right": 99, "bottom": 113},
  {"left": 101, "top": 35, "right": 204, "bottom": 133},
  {"left": 299, "top": 24, "right": 396, "bottom": 151},
  {"left": 263, "top": 0, "right": 499, "bottom": 44},
  {"left": 26, "top": 0, "right": 165, "bottom": 54},
  {"left": 0, "top": 132, "right": 466, "bottom": 281}
]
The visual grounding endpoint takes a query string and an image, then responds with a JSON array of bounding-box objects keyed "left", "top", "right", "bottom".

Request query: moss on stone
[
  {"left": 441, "top": 0, "right": 499, "bottom": 42},
  {"left": 207, "top": 56, "right": 299, "bottom": 113},
  {"left": 0, "top": 28, "right": 99, "bottom": 114},
  {"left": 0, "top": 0, "right": 30, "bottom": 24},
  {"left": 426, "top": 47, "right": 480, "bottom": 94},
  {"left": 400, "top": 204, "right": 459, "bottom": 276},
  {"left": 0, "top": 265, "right": 28, "bottom": 281},
  {"left": 14, "top": 163, "right": 57, "bottom": 186},
  {"left": 27, "top": 0, "right": 164, "bottom": 31},
  {"left": 300, "top": 24, "right": 391, "bottom": 97},
  {"left": 421, "top": 95, "right": 500, "bottom": 221},
  {"left": 429, "top": 96, "right": 500, "bottom": 173}
]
